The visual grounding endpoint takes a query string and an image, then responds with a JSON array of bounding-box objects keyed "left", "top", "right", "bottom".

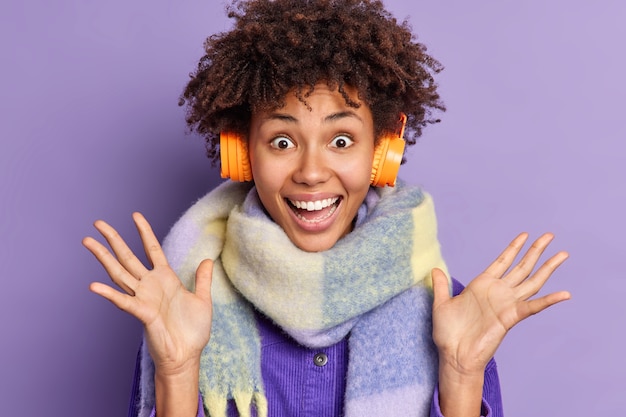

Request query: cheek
[
  {"left": 250, "top": 151, "right": 281, "bottom": 193},
  {"left": 251, "top": 160, "right": 293, "bottom": 222},
  {"left": 338, "top": 154, "right": 374, "bottom": 190},
  {"left": 253, "top": 171, "right": 282, "bottom": 203}
]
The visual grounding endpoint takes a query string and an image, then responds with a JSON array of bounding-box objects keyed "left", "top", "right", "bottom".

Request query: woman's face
[{"left": 248, "top": 84, "right": 375, "bottom": 252}]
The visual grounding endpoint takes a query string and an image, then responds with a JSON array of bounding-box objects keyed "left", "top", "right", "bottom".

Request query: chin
[{"left": 290, "top": 233, "right": 342, "bottom": 253}]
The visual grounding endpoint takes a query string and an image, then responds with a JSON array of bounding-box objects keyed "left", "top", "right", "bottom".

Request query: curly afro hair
[{"left": 180, "top": 0, "right": 445, "bottom": 163}]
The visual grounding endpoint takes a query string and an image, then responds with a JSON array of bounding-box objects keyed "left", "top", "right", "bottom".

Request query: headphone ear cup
[
  {"left": 370, "top": 136, "right": 405, "bottom": 187},
  {"left": 220, "top": 131, "right": 253, "bottom": 182},
  {"left": 370, "top": 113, "right": 407, "bottom": 187}
]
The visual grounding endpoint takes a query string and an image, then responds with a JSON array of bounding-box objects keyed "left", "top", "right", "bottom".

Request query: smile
[
  {"left": 289, "top": 197, "right": 339, "bottom": 211},
  {"left": 287, "top": 197, "right": 341, "bottom": 223}
]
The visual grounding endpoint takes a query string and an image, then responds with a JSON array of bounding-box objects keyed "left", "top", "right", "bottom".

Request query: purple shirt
[{"left": 130, "top": 279, "right": 503, "bottom": 417}]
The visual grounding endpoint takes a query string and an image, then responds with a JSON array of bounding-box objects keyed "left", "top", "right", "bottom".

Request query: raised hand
[
  {"left": 431, "top": 233, "right": 570, "bottom": 417},
  {"left": 83, "top": 212, "right": 213, "bottom": 376},
  {"left": 432, "top": 232, "right": 570, "bottom": 375}
]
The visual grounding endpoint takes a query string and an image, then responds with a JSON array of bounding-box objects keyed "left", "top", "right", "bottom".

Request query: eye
[
  {"left": 329, "top": 134, "right": 354, "bottom": 149},
  {"left": 270, "top": 136, "right": 295, "bottom": 150}
]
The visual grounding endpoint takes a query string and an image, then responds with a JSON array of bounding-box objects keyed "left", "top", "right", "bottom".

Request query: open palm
[
  {"left": 83, "top": 212, "right": 213, "bottom": 374},
  {"left": 432, "top": 233, "right": 570, "bottom": 375}
]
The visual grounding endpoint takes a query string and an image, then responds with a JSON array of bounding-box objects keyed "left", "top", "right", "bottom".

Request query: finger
[
  {"left": 83, "top": 236, "right": 138, "bottom": 295},
  {"left": 502, "top": 233, "right": 554, "bottom": 286},
  {"left": 92, "top": 219, "right": 148, "bottom": 279},
  {"left": 519, "top": 290, "right": 571, "bottom": 320},
  {"left": 483, "top": 233, "right": 529, "bottom": 278},
  {"left": 132, "top": 212, "right": 169, "bottom": 268},
  {"left": 431, "top": 268, "right": 451, "bottom": 309},
  {"left": 194, "top": 259, "right": 214, "bottom": 303},
  {"left": 89, "top": 281, "right": 139, "bottom": 314},
  {"left": 515, "top": 250, "right": 569, "bottom": 300}
]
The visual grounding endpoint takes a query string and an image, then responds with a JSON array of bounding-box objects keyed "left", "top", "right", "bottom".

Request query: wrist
[
  {"left": 437, "top": 360, "right": 485, "bottom": 417},
  {"left": 154, "top": 360, "right": 201, "bottom": 417},
  {"left": 437, "top": 345, "right": 490, "bottom": 377},
  {"left": 154, "top": 354, "right": 202, "bottom": 379},
  {"left": 439, "top": 360, "right": 484, "bottom": 387},
  {"left": 155, "top": 360, "right": 200, "bottom": 384}
]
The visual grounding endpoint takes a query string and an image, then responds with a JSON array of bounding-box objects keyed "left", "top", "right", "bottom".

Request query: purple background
[{"left": 1, "top": 0, "right": 624, "bottom": 415}]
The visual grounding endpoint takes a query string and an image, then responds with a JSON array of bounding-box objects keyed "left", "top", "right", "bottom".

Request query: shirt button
[{"left": 313, "top": 353, "right": 328, "bottom": 367}]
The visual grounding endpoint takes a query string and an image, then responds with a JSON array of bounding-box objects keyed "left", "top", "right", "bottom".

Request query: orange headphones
[{"left": 220, "top": 113, "right": 407, "bottom": 187}]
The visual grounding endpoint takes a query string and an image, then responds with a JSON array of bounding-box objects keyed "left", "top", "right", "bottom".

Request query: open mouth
[{"left": 287, "top": 197, "right": 341, "bottom": 223}]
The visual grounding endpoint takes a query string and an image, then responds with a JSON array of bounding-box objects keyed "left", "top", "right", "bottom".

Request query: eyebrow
[
  {"left": 261, "top": 110, "right": 363, "bottom": 124},
  {"left": 324, "top": 111, "right": 363, "bottom": 123}
]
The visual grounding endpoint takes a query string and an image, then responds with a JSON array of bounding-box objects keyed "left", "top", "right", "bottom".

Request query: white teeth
[
  {"left": 295, "top": 203, "right": 338, "bottom": 223},
  {"left": 290, "top": 197, "right": 339, "bottom": 211}
]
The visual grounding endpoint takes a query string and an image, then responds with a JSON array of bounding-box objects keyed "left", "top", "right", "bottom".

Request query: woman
[{"left": 83, "top": 1, "right": 570, "bottom": 416}]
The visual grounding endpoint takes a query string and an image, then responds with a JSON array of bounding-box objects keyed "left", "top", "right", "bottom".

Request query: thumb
[
  {"left": 431, "top": 268, "right": 451, "bottom": 309},
  {"left": 194, "top": 259, "right": 214, "bottom": 302}
]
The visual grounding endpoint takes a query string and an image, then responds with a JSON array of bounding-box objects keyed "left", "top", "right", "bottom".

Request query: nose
[{"left": 292, "top": 146, "right": 332, "bottom": 186}]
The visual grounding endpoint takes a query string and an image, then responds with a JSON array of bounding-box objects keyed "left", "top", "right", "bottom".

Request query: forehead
[
  {"left": 251, "top": 90, "right": 375, "bottom": 136},
  {"left": 253, "top": 83, "right": 367, "bottom": 117}
]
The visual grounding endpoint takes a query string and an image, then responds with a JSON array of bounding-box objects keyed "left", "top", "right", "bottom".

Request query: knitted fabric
[{"left": 137, "top": 180, "right": 449, "bottom": 417}]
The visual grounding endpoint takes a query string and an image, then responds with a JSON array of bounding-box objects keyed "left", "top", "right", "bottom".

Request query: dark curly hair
[{"left": 180, "top": 0, "right": 445, "bottom": 163}]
